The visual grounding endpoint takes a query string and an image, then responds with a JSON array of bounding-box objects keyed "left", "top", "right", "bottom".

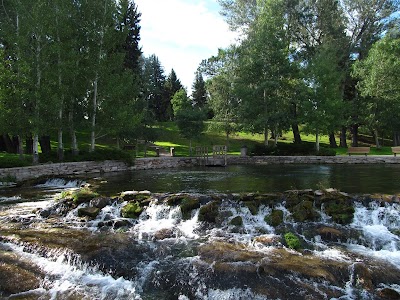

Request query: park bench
[
  {"left": 391, "top": 146, "right": 400, "bottom": 156},
  {"left": 347, "top": 147, "right": 370, "bottom": 156}
]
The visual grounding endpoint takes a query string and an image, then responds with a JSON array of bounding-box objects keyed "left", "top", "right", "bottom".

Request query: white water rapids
[{"left": 1, "top": 178, "right": 400, "bottom": 299}]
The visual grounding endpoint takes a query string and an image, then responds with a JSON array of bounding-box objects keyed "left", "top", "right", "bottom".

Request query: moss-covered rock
[
  {"left": 243, "top": 201, "right": 260, "bottom": 215},
  {"left": 323, "top": 200, "right": 355, "bottom": 225},
  {"left": 198, "top": 201, "right": 219, "bottom": 223},
  {"left": 291, "top": 200, "right": 319, "bottom": 222},
  {"left": 72, "top": 188, "right": 99, "bottom": 205},
  {"left": 180, "top": 197, "right": 200, "bottom": 220},
  {"left": 265, "top": 209, "right": 284, "bottom": 227},
  {"left": 77, "top": 207, "right": 101, "bottom": 219},
  {"left": 230, "top": 216, "right": 243, "bottom": 226},
  {"left": 121, "top": 201, "right": 143, "bottom": 219}
]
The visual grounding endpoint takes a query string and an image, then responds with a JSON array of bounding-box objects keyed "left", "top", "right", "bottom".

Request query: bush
[
  {"left": 250, "top": 142, "right": 336, "bottom": 156},
  {"left": 39, "top": 148, "right": 134, "bottom": 165}
]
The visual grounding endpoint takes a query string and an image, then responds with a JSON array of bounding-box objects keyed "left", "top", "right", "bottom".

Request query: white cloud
[{"left": 135, "top": 0, "right": 236, "bottom": 92}]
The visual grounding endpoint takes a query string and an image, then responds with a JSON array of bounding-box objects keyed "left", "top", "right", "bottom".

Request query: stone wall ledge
[{"left": 1, "top": 155, "right": 400, "bottom": 182}]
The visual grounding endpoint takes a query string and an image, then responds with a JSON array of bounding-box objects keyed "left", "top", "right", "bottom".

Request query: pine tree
[
  {"left": 165, "top": 69, "right": 183, "bottom": 120},
  {"left": 192, "top": 71, "right": 207, "bottom": 109}
]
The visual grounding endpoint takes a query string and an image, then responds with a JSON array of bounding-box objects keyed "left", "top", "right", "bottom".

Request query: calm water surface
[{"left": 96, "top": 164, "right": 400, "bottom": 195}]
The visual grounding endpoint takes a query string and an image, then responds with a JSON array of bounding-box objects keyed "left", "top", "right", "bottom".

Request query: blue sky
[{"left": 135, "top": 0, "right": 237, "bottom": 92}]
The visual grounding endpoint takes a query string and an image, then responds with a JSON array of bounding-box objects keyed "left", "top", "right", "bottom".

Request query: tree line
[
  {"left": 202, "top": 0, "right": 400, "bottom": 151},
  {"left": 0, "top": 0, "right": 208, "bottom": 163}
]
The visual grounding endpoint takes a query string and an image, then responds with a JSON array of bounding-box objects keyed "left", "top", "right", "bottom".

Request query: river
[{"left": 0, "top": 164, "right": 400, "bottom": 299}]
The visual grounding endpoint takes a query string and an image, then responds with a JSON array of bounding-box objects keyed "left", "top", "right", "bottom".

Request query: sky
[{"left": 134, "top": 0, "right": 237, "bottom": 93}]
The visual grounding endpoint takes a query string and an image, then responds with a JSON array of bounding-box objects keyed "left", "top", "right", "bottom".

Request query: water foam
[{"left": 3, "top": 242, "right": 140, "bottom": 299}]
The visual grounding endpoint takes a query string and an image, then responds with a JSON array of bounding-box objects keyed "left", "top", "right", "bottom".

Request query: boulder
[{"left": 77, "top": 207, "right": 101, "bottom": 219}]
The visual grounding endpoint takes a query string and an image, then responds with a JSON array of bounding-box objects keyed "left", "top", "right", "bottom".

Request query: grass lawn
[{"left": 0, "top": 122, "right": 396, "bottom": 169}]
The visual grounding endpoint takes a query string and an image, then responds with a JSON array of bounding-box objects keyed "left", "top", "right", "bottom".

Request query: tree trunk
[
  {"left": 264, "top": 127, "right": 269, "bottom": 146},
  {"left": 329, "top": 132, "right": 337, "bottom": 148},
  {"left": 0, "top": 135, "right": 6, "bottom": 151},
  {"left": 340, "top": 126, "right": 347, "bottom": 148},
  {"left": 351, "top": 124, "right": 359, "bottom": 147},
  {"left": 2, "top": 134, "right": 16, "bottom": 153},
  {"left": 374, "top": 129, "right": 381, "bottom": 149},
  {"left": 58, "top": 128, "right": 64, "bottom": 161},
  {"left": 39, "top": 135, "right": 51, "bottom": 154},
  {"left": 26, "top": 136, "right": 33, "bottom": 154},
  {"left": 69, "top": 109, "right": 79, "bottom": 156},
  {"left": 90, "top": 75, "right": 98, "bottom": 152},
  {"left": 290, "top": 103, "right": 302, "bottom": 144},
  {"left": 56, "top": 8, "right": 64, "bottom": 161},
  {"left": 315, "top": 128, "right": 320, "bottom": 153},
  {"left": 17, "top": 136, "right": 23, "bottom": 159},
  {"left": 33, "top": 134, "right": 39, "bottom": 165},
  {"left": 292, "top": 123, "right": 302, "bottom": 144}
]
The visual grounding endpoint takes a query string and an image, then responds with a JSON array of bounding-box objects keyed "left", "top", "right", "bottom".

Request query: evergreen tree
[
  {"left": 142, "top": 54, "right": 167, "bottom": 121},
  {"left": 164, "top": 69, "right": 183, "bottom": 120},
  {"left": 192, "top": 71, "right": 207, "bottom": 109}
]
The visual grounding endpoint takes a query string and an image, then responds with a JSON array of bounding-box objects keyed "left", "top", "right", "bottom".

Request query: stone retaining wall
[
  {"left": 0, "top": 160, "right": 129, "bottom": 182},
  {"left": 1, "top": 155, "right": 400, "bottom": 182}
]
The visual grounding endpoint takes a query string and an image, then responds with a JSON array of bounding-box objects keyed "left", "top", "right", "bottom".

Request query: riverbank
[{"left": 1, "top": 155, "right": 400, "bottom": 182}]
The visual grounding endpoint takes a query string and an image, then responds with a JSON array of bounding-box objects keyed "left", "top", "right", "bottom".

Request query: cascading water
[{"left": 1, "top": 175, "right": 400, "bottom": 299}]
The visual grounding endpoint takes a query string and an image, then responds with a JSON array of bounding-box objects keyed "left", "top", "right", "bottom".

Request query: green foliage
[
  {"left": 0, "top": 153, "right": 32, "bottom": 168},
  {"left": 284, "top": 232, "right": 301, "bottom": 250},
  {"left": 250, "top": 142, "right": 336, "bottom": 156},
  {"left": 171, "top": 89, "right": 192, "bottom": 116},
  {"left": 175, "top": 109, "right": 206, "bottom": 142},
  {"left": 38, "top": 149, "right": 134, "bottom": 165}
]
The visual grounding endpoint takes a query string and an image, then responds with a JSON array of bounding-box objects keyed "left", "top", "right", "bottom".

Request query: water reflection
[{"left": 96, "top": 164, "right": 400, "bottom": 195}]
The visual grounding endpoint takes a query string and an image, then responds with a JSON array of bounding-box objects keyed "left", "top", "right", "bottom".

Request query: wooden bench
[
  {"left": 347, "top": 147, "right": 370, "bottom": 156},
  {"left": 392, "top": 146, "right": 400, "bottom": 156}
]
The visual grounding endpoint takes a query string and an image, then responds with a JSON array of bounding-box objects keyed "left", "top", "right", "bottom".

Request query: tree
[
  {"left": 191, "top": 71, "right": 207, "bottom": 109},
  {"left": 142, "top": 54, "right": 168, "bottom": 121},
  {"left": 201, "top": 47, "right": 241, "bottom": 147},
  {"left": 172, "top": 89, "right": 205, "bottom": 156},
  {"left": 235, "top": 0, "right": 293, "bottom": 146},
  {"left": 171, "top": 88, "right": 191, "bottom": 114},
  {"left": 353, "top": 33, "right": 400, "bottom": 145},
  {"left": 302, "top": 42, "right": 345, "bottom": 152},
  {"left": 164, "top": 69, "right": 183, "bottom": 120}
]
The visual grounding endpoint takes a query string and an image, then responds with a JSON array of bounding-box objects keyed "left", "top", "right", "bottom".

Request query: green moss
[
  {"left": 198, "top": 201, "right": 219, "bottom": 223},
  {"left": 324, "top": 200, "right": 355, "bottom": 225},
  {"left": 243, "top": 201, "right": 259, "bottom": 215},
  {"left": 230, "top": 216, "right": 243, "bottom": 226},
  {"left": 291, "top": 200, "right": 318, "bottom": 222},
  {"left": 180, "top": 198, "right": 200, "bottom": 220},
  {"left": 284, "top": 232, "right": 301, "bottom": 250},
  {"left": 121, "top": 201, "right": 143, "bottom": 219},
  {"left": 72, "top": 188, "right": 99, "bottom": 205},
  {"left": 265, "top": 210, "right": 284, "bottom": 227}
]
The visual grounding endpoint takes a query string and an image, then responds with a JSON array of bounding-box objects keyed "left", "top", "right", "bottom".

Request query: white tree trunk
[
  {"left": 90, "top": 75, "right": 98, "bottom": 152},
  {"left": 316, "top": 128, "right": 320, "bottom": 153},
  {"left": 33, "top": 134, "right": 39, "bottom": 164}
]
